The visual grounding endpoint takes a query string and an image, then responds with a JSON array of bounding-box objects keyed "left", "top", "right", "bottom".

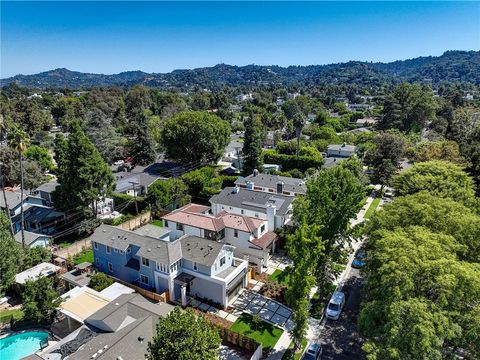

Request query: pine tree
[{"left": 54, "top": 122, "right": 115, "bottom": 216}]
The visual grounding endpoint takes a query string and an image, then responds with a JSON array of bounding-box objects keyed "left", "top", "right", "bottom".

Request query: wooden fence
[
  {"left": 106, "top": 274, "right": 169, "bottom": 303},
  {"left": 218, "top": 327, "right": 261, "bottom": 353},
  {"left": 116, "top": 211, "right": 152, "bottom": 231}
]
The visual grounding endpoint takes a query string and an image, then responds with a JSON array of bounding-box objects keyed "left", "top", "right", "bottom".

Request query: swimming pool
[{"left": 0, "top": 331, "right": 49, "bottom": 360}]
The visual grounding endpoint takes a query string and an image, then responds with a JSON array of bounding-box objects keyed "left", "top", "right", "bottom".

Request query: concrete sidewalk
[{"left": 266, "top": 330, "right": 292, "bottom": 360}]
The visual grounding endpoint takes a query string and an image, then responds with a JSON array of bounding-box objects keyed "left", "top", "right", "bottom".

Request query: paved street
[{"left": 316, "top": 267, "right": 365, "bottom": 360}]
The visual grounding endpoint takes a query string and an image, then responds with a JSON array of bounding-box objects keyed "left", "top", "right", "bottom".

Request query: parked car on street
[
  {"left": 352, "top": 250, "right": 366, "bottom": 268},
  {"left": 302, "top": 343, "right": 323, "bottom": 360},
  {"left": 325, "top": 291, "right": 345, "bottom": 320}
]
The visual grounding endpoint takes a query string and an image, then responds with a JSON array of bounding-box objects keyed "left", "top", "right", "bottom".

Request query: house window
[
  {"left": 176, "top": 223, "right": 184, "bottom": 231},
  {"left": 93, "top": 242, "right": 98, "bottom": 250},
  {"left": 106, "top": 246, "right": 111, "bottom": 254},
  {"left": 260, "top": 224, "right": 265, "bottom": 233},
  {"left": 254, "top": 213, "right": 259, "bottom": 218},
  {"left": 140, "top": 275, "right": 149, "bottom": 285},
  {"left": 142, "top": 257, "right": 150, "bottom": 267},
  {"left": 234, "top": 229, "right": 238, "bottom": 238},
  {"left": 193, "top": 262, "right": 198, "bottom": 271},
  {"left": 241, "top": 209, "right": 244, "bottom": 214},
  {"left": 108, "top": 263, "right": 113, "bottom": 272},
  {"left": 120, "top": 250, "right": 124, "bottom": 254},
  {"left": 127, "top": 247, "right": 131, "bottom": 254},
  {"left": 114, "top": 248, "right": 118, "bottom": 253},
  {"left": 165, "top": 221, "right": 169, "bottom": 227},
  {"left": 220, "top": 257, "right": 226, "bottom": 267}
]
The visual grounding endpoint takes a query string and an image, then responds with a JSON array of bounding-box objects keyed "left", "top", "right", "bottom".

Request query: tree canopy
[
  {"left": 161, "top": 111, "right": 230, "bottom": 165},
  {"left": 146, "top": 178, "right": 191, "bottom": 212},
  {"left": 242, "top": 115, "right": 264, "bottom": 175},
  {"left": 0, "top": 212, "right": 20, "bottom": 296},
  {"left": 147, "top": 307, "right": 221, "bottom": 360},
  {"left": 54, "top": 122, "right": 115, "bottom": 215},
  {"left": 392, "top": 160, "right": 476, "bottom": 207}
]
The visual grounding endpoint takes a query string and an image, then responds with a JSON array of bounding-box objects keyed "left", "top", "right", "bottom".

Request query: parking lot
[{"left": 230, "top": 290, "right": 294, "bottom": 330}]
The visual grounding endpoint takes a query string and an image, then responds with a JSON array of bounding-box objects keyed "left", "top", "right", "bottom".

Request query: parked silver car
[{"left": 325, "top": 291, "right": 345, "bottom": 320}]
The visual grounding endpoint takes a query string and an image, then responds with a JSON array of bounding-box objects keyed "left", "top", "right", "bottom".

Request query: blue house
[{"left": 90, "top": 224, "right": 249, "bottom": 308}]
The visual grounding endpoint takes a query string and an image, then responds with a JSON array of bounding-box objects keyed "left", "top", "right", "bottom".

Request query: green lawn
[
  {"left": 364, "top": 197, "right": 381, "bottom": 219},
  {"left": 230, "top": 313, "right": 283, "bottom": 351},
  {"left": 74, "top": 249, "right": 94, "bottom": 264},
  {"left": 270, "top": 269, "right": 290, "bottom": 285},
  {"left": 151, "top": 219, "right": 164, "bottom": 227},
  {"left": 0, "top": 308, "right": 24, "bottom": 324}
]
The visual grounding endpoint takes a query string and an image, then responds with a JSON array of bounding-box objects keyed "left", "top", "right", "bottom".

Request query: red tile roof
[
  {"left": 162, "top": 203, "right": 265, "bottom": 233},
  {"left": 250, "top": 231, "right": 277, "bottom": 249}
]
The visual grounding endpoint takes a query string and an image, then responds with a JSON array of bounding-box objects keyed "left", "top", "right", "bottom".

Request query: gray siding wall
[{"left": 190, "top": 277, "right": 224, "bottom": 306}]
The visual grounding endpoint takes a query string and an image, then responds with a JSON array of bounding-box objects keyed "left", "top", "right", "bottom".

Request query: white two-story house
[
  {"left": 209, "top": 186, "right": 294, "bottom": 231},
  {"left": 162, "top": 204, "right": 277, "bottom": 271}
]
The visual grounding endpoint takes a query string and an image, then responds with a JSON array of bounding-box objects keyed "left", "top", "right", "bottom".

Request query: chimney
[
  {"left": 253, "top": 169, "right": 259, "bottom": 177},
  {"left": 276, "top": 181, "right": 284, "bottom": 194},
  {"left": 232, "top": 185, "right": 240, "bottom": 194}
]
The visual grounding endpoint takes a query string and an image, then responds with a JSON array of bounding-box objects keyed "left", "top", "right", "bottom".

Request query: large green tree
[
  {"left": 392, "top": 160, "right": 476, "bottom": 207},
  {"left": 360, "top": 225, "right": 480, "bottom": 360},
  {"left": 161, "top": 111, "right": 230, "bottom": 165},
  {"left": 24, "top": 145, "right": 54, "bottom": 172},
  {"left": 380, "top": 83, "right": 437, "bottom": 132},
  {"left": 22, "top": 276, "right": 61, "bottom": 324},
  {"left": 294, "top": 165, "right": 366, "bottom": 295},
  {"left": 147, "top": 307, "right": 221, "bottom": 360},
  {"left": 54, "top": 122, "right": 115, "bottom": 216},
  {"left": 146, "top": 179, "right": 191, "bottom": 212},
  {"left": 0, "top": 212, "right": 21, "bottom": 296},
  {"left": 242, "top": 115, "right": 264, "bottom": 175},
  {"left": 365, "top": 132, "right": 405, "bottom": 188},
  {"left": 367, "top": 192, "right": 480, "bottom": 262},
  {"left": 286, "top": 224, "right": 324, "bottom": 348}
]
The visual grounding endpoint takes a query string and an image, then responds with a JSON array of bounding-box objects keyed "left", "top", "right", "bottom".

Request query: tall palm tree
[
  {"left": 293, "top": 112, "right": 306, "bottom": 159},
  {"left": 7, "top": 126, "right": 30, "bottom": 248}
]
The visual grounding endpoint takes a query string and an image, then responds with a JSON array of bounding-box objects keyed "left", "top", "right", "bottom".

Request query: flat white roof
[
  {"left": 15, "top": 262, "right": 61, "bottom": 285},
  {"left": 99, "top": 282, "right": 135, "bottom": 301}
]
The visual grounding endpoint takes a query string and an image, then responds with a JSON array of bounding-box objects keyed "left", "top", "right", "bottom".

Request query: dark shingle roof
[
  {"left": 14, "top": 231, "right": 49, "bottom": 247},
  {"left": 90, "top": 224, "right": 181, "bottom": 265},
  {"left": 235, "top": 174, "right": 306, "bottom": 194},
  {"left": 180, "top": 235, "right": 225, "bottom": 267},
  {"left": 210, "top": 187, "right": 294, "bottom": 216},
  {"left": 35, "top": 180, "right": 59, "bottom": 193}
]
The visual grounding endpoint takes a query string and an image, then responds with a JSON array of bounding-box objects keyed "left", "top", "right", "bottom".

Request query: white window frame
[
  {"left": 193, "top": 262, "right": 198, "bottom": 271},
  {"left": 140, "top": 274, "right": 149, "bottom": 285},
  {"left": 142, "top": 257, "right": 150, "bottom": 267},
  {"left": 93, "top": 241, "right": 98, "bottom": 250},
  {"left": 106, "top": 246, "right": 111, "bottom": 254},
  {"left": 220, "top": 256, "right": 226, "bottom": 267},
  {"left": 108, "top": 262, "right": 113, "bottom": 272}
]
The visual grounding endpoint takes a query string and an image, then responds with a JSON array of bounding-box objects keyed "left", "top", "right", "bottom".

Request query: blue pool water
[{"left": 0, "top": 331, "right": 49, "bottom": 360}]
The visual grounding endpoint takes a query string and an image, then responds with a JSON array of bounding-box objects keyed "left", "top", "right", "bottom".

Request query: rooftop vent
[
  {"left": 147, "top": 248, "right": 151, "bottom": 252},
  {"left": 102, "top": 229, "right": 106, "bottom": 233},
  {"left": 115, "top": 302, "right": 119, "bottom": 306},
  {"left": 138, "top": 336, "right": 145, "bottom": 343}
]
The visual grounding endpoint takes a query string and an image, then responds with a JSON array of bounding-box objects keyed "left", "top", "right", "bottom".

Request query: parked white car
[
  {"left": 113, "top": 160, "right": 125, "bottom": 166},
  {"left": 325, "top": 291, "right": 345, "bottom": 320}
]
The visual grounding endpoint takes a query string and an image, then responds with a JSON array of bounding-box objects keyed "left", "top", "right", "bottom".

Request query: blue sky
[{"left": 1, "top": 1, "right": 479, "bottom": 77}]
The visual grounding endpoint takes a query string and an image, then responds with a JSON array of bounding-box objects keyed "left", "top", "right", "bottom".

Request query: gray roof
[
  {"left": 35, "top": 181, "right": 59, "bottom": 194},
  {"left": 327, "top": 144, "right": 357, "bottom": 152},
  {"left": 64, "top": 294, "right": 173, "bottom": 360},
  {"left": 210, "top": 187, "right": 294, "bottom": 216},
  {"left": 85, "top": 293, "right": 172, "bottom": 332},
  {"left": 114, "top": 172, "right": 162, "bottom": 193},
  {"left": 180, "top": 235, "right": 225, "bottom": 267},
  {"left": 0, "top": 190, "right": 23, "bottom": 209},
  {"left": 133, "top": 224, "right": 171, "bottom": 239},
  {"left": 323, "top": 157, "right": 345, "bottom": 169},
  {"left": 14, "top": 231, "right": 50, "bottom": 247},
  {"left": 235, "top": 173, "right": 306, "bottom": 194},
  {"left": 91, "top": 224, "right": 181, "bottom": 265}
]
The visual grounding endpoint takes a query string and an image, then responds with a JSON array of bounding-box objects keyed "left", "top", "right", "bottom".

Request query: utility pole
[{"left": 129, "top": 181, "right": 139, "bottom": 215}]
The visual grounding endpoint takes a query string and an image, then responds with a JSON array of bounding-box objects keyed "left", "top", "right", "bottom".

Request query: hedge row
[{"left": 263, "top": 150, "right": 324, "bottom": 172}]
